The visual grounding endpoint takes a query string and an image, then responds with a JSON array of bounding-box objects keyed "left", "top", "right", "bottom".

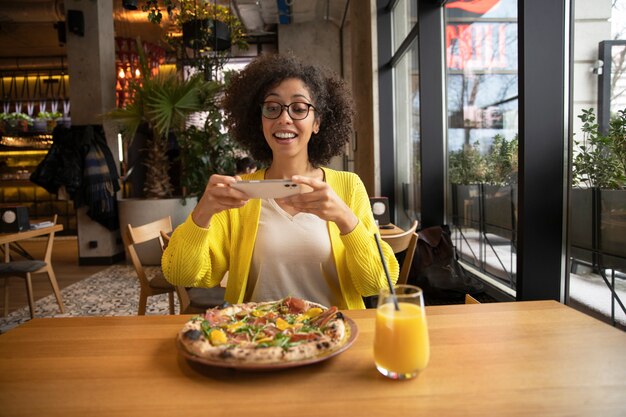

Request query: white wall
[{"left": 572, "top": 0, "right": 612, "bottom": 135}]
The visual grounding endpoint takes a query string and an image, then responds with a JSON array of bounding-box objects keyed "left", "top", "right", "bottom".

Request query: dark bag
[{"left": 410, "top": 225, "right": 484, "bottom": 300}]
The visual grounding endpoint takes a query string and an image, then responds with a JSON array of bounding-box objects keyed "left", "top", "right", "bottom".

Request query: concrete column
[
  {"left": 349, "top": 0, "right": 379, "bottom": 195},
  {"left": 65, "top": 0, "right": 124, "bottom": 264},
  {"left": 278, "top": 20, "right": 346, "bottom": 171}
]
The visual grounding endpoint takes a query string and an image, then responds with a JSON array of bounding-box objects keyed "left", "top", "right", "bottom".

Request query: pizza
[{"left": 177, "top": 297, "right": 350, "bottom": 365}]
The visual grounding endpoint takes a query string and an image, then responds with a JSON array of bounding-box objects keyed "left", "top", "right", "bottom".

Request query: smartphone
[{"left": 230, "top": 179, "right": 302, "bottom": 199}]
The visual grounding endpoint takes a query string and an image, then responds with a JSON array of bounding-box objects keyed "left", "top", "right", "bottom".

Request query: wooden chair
[
  {"left": 381, "top": 220, "right": 419, "bottom": 285},
  {"left": 465, "top": 294, "right": 480, "bottom": 304},
  {"left": 159, "top": 230, "right": 225, "bottom": 314},
  {"left": 126, "top": 217, "right": 176, "bottom": 315},
  {"left": 0, "top": 215, "right": 64, "bottom": 318}
]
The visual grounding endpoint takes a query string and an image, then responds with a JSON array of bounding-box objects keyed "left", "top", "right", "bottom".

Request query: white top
[{"left": 245, "top": 198, "right": 342, "bottom": 307}]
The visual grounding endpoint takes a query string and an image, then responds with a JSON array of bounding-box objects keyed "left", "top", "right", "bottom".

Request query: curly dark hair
[{"left": 221, "top": 53, "right": 354, "bottom": 166}]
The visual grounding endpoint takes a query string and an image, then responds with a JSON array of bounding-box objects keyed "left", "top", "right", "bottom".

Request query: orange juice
[{"left": 374, "top": 302, "right": 430, "bottom": 377}]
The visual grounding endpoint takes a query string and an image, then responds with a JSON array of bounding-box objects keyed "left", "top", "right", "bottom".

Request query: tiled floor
[{"left": 0, "top": 237, "right": 111, "bottom": 315}]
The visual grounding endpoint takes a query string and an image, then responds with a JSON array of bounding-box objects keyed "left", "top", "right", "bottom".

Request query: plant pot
[
  {"left": 182, "top": 19, "right": 231, "bottom": 51},
  {"left": 122, "top": 0, "right": 138, "bottom": 10},
  {"left": 483, "top": 184, "right": 515, "bottom": 240},
  {"left": 570, "top": 189, "right": 593, "bottom": 253},
  {"left": 46, "top": 119, "right": 57, "bottom": 132},
  {"left": 18, "top": 120, "right": 29, "bottom": 132},
  {"left": 600, "top": 189, "right": 626, "bottom": 268},
  {"left": 452, "top": 184, "right": 480, "bottom": 229},
  {"left": 34, "top": 119, "right": 47, "bottom": 132}
]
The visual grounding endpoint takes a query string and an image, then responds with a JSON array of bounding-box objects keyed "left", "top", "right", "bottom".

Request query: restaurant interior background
[{"left": 0, "top": 0, "right": 624, "bottom": 328}]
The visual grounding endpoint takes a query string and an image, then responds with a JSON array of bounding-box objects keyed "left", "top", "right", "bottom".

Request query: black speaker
[
  {"left": 0, "top": 206, "right": 30, "bottom": 233},
  {"left": 54, "top": 21, "right": 66, "bottom": 45},
  {"left": 369, "top": 197, "right": 391, "bottom": 226},
  {"left": 67, "top": 9, "right": 84, "bottom": 37}
]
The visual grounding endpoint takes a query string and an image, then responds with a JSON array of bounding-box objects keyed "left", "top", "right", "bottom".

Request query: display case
[{"left": 0, "top": 134, "right": 76, "bottom": 235}]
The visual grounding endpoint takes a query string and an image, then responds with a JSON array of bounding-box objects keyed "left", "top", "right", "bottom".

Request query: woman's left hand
[{"left": 279, "top": 175, "right": 359, "bottom": 234}]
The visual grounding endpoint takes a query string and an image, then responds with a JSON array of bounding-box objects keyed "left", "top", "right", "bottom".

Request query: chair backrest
[
  {"left": 381, "top": 220, "right": 419, "bottom": 286},
  {"left": 465, "top": 294, "right": 480, "bottom": 304},
  {"left": 382, "top": 220, "right": 419, "bottom": 253},
  {"left": 159, "top": 230, "right": 171, "bottom": 251},
  {"left": 126, "top": 217, "right": 173, "bottom": 289},
  {"left": 158, "top": 228, "right": 192, "bottom": 313},
  {"left": 43, "top": 215, "right": 58, "bottom": 265}
]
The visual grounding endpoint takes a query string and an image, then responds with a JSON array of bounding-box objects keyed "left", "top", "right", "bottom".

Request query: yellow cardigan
[{"left": 161, "top": 167, "right": 399, "bottom": 309}]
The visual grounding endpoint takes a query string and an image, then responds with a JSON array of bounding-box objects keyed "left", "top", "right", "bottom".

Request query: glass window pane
[
  {"left": 569, "top": 1, "right": 626, "bottom": 325},
  {"left": 445, "top": 0, "right": 519, "bottom": 294},
  {"left": 393, "top": 38, "right": 420, "bottom": 228},
  {"left": 392, "top": 0, "right": 417, "bottom": 54}
]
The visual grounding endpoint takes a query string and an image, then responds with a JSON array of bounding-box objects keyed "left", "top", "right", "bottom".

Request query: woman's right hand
[{"left": 191, "top": 174, "right": 249, "bottom": 228}]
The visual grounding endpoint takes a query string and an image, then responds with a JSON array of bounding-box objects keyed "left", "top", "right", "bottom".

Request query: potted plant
[
  {"left": 571, "top": 108, "right": 626, "bottom": 269},
  {"left": 35, "top": 111, "right": 63, "bottom": 132},
  {"left": 5, "top": 112, "right": 33, "bottom": 133},
  {"left": 481, "top": 134, "right": 518, "bottom": 242},
  {"left": 448, "top": 134, "right": 518, "bottom": 285},
  {"left": 449, "top": 140, "right": 486, "bottom": 229},
  {"left": 108, "top": 40, "right": 209, "bottom": 199},
  {"left": 108, "top": 4, "right": 247, "bottom": 258},
  {"left": 142, "top": 1, "right": 247, "bottom": 79},
  {"left": 176, "top": 70, "right": 246, "bottom": 198}
]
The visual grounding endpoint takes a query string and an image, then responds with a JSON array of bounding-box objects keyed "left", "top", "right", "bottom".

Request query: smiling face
[{"left": 261, "top": 78, "right": 321, "bottom": 164}]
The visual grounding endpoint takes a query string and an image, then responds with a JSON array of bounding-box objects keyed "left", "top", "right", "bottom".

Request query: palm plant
[{"left": 108, "top": 40, "right": 208, "bottom": 198}]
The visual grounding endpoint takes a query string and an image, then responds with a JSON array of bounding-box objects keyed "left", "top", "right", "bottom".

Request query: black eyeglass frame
[{"left": 260, "top": 101, "right": 317, "bottom": 120}]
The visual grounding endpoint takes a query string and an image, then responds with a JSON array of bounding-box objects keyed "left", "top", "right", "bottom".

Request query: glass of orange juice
[{"left": 374, "top": 284, "right": 430, "bottom": 379}]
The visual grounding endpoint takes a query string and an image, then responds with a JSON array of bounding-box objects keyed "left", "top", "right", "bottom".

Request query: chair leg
[
  {"left": 1, "top": 278, "right": 8, "bottom": 317},
  {"left": 138, "top": 290, "right": 148, "bottom": 315},
  {"left": 168, "top": 291, "right": 175, "bottom": 315},
  {"left": 45, "top": 266, "right": 65, "bottom": 314},
  {"left": 25, "top": 273, "right": 35, "bottom": 319}
]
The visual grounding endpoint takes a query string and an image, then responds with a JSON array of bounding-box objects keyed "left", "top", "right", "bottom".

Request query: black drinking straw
[{"left": 374, "top": 233, "right": 400, "bottom": 311}]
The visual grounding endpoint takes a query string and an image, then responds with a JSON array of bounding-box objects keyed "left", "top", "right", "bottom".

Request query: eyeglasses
[{"left": 261, "top": 101, "right": 316, "bottom": 120}]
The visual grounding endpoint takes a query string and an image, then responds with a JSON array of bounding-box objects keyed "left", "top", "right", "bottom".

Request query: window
[
  {"left": 390, "top": 0, "right": 419, "bottom": 229},
  {"left": 445, "top": 0, "right": 519, "bottom": 294}
]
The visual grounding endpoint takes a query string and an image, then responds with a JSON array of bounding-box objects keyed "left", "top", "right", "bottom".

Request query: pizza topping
[
  {"left": 183, "top": 329, "right": 203, "bottom": 341},
  {"left": 309, "top": 306, "right": 339, "bottom": 328},
  {"left": 209, "top": 329, "right": 228, "bottom": 345},
  {"left": 304, "top": 307, "right": 323, "bottom": 319},
  {"left": 283, "top": 297, "right": 307, "bottom": 314}
]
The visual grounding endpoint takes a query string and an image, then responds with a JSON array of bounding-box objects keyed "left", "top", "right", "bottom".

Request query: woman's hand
[
  {"left": 279, "top": 175, "right": 358, "bottom": 234},
  {"left": 191, "top": 174, "right": 249, "bottom": 228}
]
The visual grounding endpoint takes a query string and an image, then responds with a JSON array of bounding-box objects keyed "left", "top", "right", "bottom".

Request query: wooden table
[
  {"left": 0, "top": 301, "right": 624, "bottom": 416},
  {"left": 378, "top": 223, "right": 405, "bottom": 236},
  {"left": 0, "top": 224, "right": 64, "bottom": 261}
]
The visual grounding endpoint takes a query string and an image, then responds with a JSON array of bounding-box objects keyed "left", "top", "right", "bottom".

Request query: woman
[{"left": 162, "top": 53, "right": 399, "bottom": 309}]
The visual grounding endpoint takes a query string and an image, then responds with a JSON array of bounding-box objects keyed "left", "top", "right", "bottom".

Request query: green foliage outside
[
  {"left": 448, "top": 134, "right": 518, "bottom": 186},
  {"left": 573, "top": 108, "right": 626, "bottom": 190}
]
